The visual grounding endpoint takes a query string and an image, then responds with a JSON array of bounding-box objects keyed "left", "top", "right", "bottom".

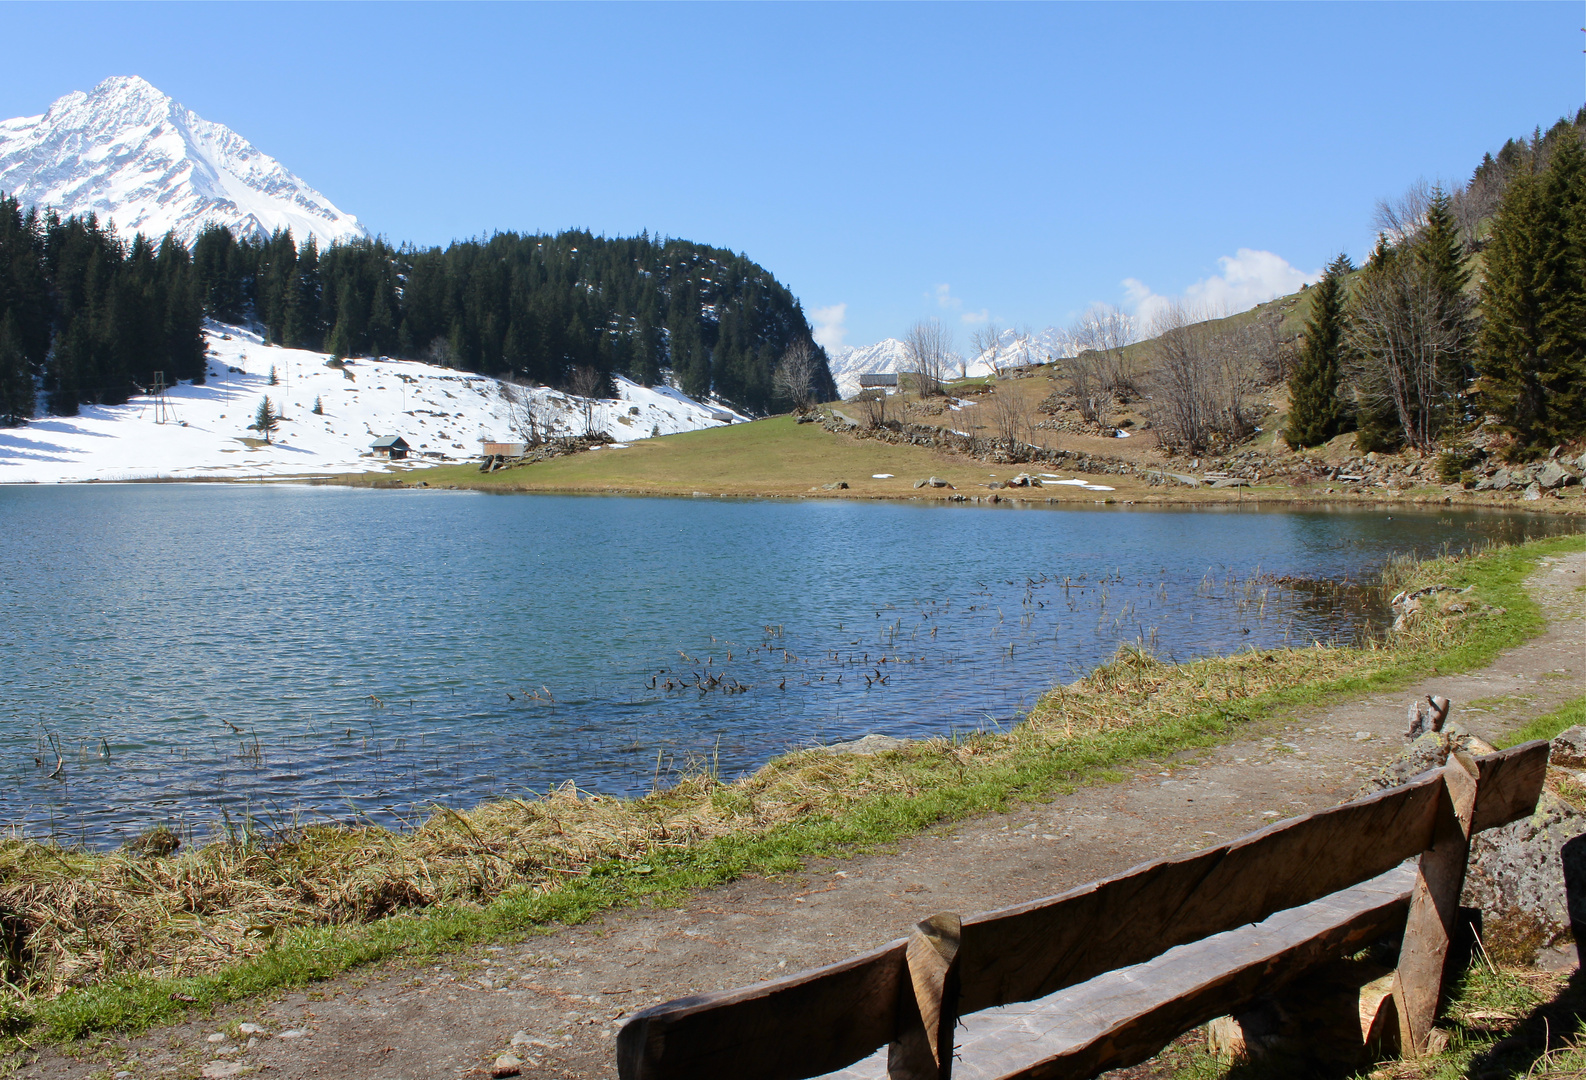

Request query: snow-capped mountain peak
[
  {"left": 0, "top": 76, "right": 367, "bottom": 248},
  {"left": 827, "top": 326, "right": 1072, "bottom": 398}
]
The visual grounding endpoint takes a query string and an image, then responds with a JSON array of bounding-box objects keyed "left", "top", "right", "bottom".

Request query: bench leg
[{"left": 1392, "top": 754, "right": 1479, "bottom": 1056}]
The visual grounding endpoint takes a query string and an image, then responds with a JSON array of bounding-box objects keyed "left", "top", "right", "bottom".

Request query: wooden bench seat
[{"left": 817, "top": 865, "right": 1415, "bottom": 1080}]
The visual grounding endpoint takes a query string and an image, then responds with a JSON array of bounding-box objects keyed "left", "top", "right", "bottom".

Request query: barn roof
[{"left": 370, "top": 435, "right": 410, "bottom": 449}]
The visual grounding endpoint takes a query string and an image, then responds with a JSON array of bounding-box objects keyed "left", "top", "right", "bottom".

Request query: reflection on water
[{"left": 0, "top": 485, "right": 1571, "bottom": 847}]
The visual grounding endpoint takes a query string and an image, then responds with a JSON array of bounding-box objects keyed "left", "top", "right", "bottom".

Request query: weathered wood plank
[
  {"left": 1392, "top": 755, "right": 1479, "bottom": 1055},
  {"left": 982, "top": 878, "right": 1412, "bottom": 1080},
  {"left": 617, "top": 939, "right": 908, "bottom": 1080},
  {"left": 955, "top": 772, "right": 1443, "bottom": 1014},
  {"left": 888, "top": 913, "right": 963, "bottom": 1080},
  {"left": 816, "top": 868, "right": 1416, "bottom": 1080},
  {"left": 1471, "top": 739, "right": 1550, "bottom": 834}
]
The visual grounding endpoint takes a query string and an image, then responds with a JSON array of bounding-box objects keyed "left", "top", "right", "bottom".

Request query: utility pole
[{"left": 150, "top": 371, "right": 175, "bottom": 424}]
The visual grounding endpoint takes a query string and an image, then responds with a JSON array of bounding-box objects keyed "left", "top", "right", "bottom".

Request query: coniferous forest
[
  {"left": 1283, "top": 110, "right": 1586, "bottom": 458},
  {"left": 188, "top": 226, "right": 837, "bottom": 415},
  {"left": 0, "top": 195, "right": 205, "bottom": 423},
  {"left": 0, "top": 208, "right": 836, "bottom": 425}
]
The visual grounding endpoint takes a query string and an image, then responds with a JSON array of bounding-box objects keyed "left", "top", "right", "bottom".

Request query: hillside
[
  {"left": 0, "top": 322, "right": 742, "bottom": 483},
  {"left": 192, "top": 229, "right": 839, "bottom": 418}
]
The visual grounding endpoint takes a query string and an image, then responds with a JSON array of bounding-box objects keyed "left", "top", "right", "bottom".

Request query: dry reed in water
[{"left": 0, "top": 548, "right": 1503, "bottom": 998}]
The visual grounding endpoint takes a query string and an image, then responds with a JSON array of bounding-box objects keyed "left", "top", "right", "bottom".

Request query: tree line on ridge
[{"left": 0, "top": 210, "right": 837, "bottom": 426}]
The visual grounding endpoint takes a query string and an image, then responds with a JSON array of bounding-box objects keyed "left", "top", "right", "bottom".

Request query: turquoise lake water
[{"left": 0, "top": 484, "right": 1569, "bottom": 846}]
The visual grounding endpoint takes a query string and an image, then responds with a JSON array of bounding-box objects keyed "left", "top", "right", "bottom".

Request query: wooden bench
[{"left": 616, "top": 741, "right": 1551, "bottom": 1080}]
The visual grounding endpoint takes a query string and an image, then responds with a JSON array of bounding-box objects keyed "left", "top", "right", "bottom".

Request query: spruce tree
[
  {"left": 1537, "top": 131, "right": 1586, "bottom": 436},
  {"left": 1283, "top": 253, "right": 1353, "bottom": 448},
  {"left": 1476, "top": 135, "right": 1586, "bottom": 448},
  {"left": 1415, "top": 188, "right": 1476, "bottom": 409},
  {"left": 254, "top": 395, "right": 278, "bottom": 442}
]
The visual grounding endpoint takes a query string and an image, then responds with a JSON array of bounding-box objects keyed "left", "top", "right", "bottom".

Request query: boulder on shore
[{"left": 1363, "top": 721, "right": 1586, "bottom": 962}]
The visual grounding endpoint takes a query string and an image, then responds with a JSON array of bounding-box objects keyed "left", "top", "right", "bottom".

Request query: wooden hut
[{"left": 370, "top": 435, "right": 411, "bottom": 460}]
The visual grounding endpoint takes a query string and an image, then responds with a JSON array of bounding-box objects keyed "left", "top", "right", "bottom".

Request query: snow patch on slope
[
  {"left": 0, "top": 324, "right": 743, "bottom": 484},
  {"left": 0, "top": 76, "right": 366, "bottom": 247}
]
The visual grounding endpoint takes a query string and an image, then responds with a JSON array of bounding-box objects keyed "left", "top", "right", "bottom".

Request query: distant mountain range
[
  {"left": 826, "top": 327, "right": 1070, "bottom": 397},
  {"left": 0, "top": 76, "right": 366, "bottom": 248}
]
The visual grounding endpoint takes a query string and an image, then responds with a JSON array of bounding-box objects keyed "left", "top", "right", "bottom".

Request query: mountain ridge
[{"left": 0, "top": 76, "right": 366, "bottom": 248}]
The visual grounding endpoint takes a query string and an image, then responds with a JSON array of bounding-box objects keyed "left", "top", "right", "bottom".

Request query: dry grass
[{"left": 0, "top": 538, "right": 1565, "bottom": 1012}]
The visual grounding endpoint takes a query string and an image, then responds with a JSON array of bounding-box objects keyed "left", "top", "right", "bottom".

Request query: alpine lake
[{"left": 0, "top": 483, "right": 1572, "bottom": 848}]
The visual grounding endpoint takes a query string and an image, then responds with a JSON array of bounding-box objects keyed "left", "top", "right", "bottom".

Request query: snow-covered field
[{"left": 0, "top": 324, "right": 743, "bottom": 484}]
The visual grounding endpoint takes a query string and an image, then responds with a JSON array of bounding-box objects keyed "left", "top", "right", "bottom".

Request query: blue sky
[{"left": 0, "top": 2, "right": 1580, "bottom": 348}]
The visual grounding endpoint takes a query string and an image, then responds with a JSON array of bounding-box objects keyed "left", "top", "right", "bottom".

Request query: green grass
[
  {"left": 346, "top": 414, "right": 1047, "bottom": 499},
  {"left": 9, "top": 533, "right": 1583, "bottom": 1049},
  {"left": 1498, "top": 693, "right": 1586, "bottom": 748}
]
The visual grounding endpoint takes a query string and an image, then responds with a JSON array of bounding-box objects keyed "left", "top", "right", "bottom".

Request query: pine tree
[
  {"left": 312, "top": 395, "right": 323, "bottom": 415},
  {"left": 254, "top": 395, "right": 278, "bottom": 442},
  {"left": 268, "top": 364, "right": 278, "bottom": 386},
  {"left": 1283, "top": 254, "right": 1353, "bottom": 448}
]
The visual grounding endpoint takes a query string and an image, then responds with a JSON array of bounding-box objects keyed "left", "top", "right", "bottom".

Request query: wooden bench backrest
[{"left": 617, "top": 741, "right": 1549, "bottom": 1080}]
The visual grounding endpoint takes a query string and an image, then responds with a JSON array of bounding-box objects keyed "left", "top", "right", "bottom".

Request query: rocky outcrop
[{"left": 1361, "top": 720, "right": 1586, "bottom": 963}]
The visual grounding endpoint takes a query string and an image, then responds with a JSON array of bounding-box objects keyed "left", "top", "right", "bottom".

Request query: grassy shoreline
[
  {"left": 3, "top": 533, "right": 1583, "bottom": 1047},
  {"left": 294, "top": 414, "right": 1585, "bottom": 515}
]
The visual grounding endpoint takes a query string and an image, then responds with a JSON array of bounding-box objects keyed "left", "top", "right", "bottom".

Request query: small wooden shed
[
  {"left": 370, "top": 435, "right": 411, "bottom": 460},
  {"left": 858, "top": 372, "right": 898, "bottom": 389}
]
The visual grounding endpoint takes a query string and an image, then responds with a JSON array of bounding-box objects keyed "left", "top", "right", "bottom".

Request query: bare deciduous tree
[
  {"left": 1373, "top": 178, "right": 1434, "bottom": 245},
  {"left": 1343, "top": 257, "right": 1469, "bottom": 451},
  {"left": 986, "top": 388, "right": 1033, "bottom": 458},
  {"left": 567, "top": 365, "right": 606, "bottom": 438},
  {"left": 1069, "top": 303, "right": 1138, "bottom": 397},
  {"left": 425, "top": 337, "right": 456, "bottom": 369},
  {"left": 856, "top": 388, "right": 888, "bottom": 428},
  {"left": 904, "top": 318, "right": 956, "bottom": 397},
  {"left": 1061, "top": 351, "right": 1109, "bottom": 427},
  {"left": 503, "top": 380, "right": 544, "bottom": 445},
  {"left": 773, "top": 339, "right": 820, "bottom": 412},
  {"left": 1062, "top": 304, "right": 1140, "bottom": 427},
  {"left": 971, "top": 323, "right": 1004, "bottom": 379},
  {"left": 1144, "top": 304, "right": 1264, "bottom": 455}
]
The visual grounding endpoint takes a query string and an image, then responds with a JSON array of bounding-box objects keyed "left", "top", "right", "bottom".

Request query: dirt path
[{"left": 27, "top": 553, "right": 1586, "bottom": 1080}]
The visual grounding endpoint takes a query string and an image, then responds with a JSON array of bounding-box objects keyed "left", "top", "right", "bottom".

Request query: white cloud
[
  {"left": 810, "top": 303, "right": 848, "bottom": 351},
  {"left": 1122, "top": 249, "right": 1319, "bottom": 333},
  {"left": 932, "top": 284, "right": 990, "bottom": 325}
]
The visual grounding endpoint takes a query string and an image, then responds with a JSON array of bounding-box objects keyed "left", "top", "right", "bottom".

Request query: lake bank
[
  {"left": 313, "top": 414, "right": 1586, "bottom": 516},
  {"left": 2, "top": 533, "right": 1581, "bottom": 1052}
]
